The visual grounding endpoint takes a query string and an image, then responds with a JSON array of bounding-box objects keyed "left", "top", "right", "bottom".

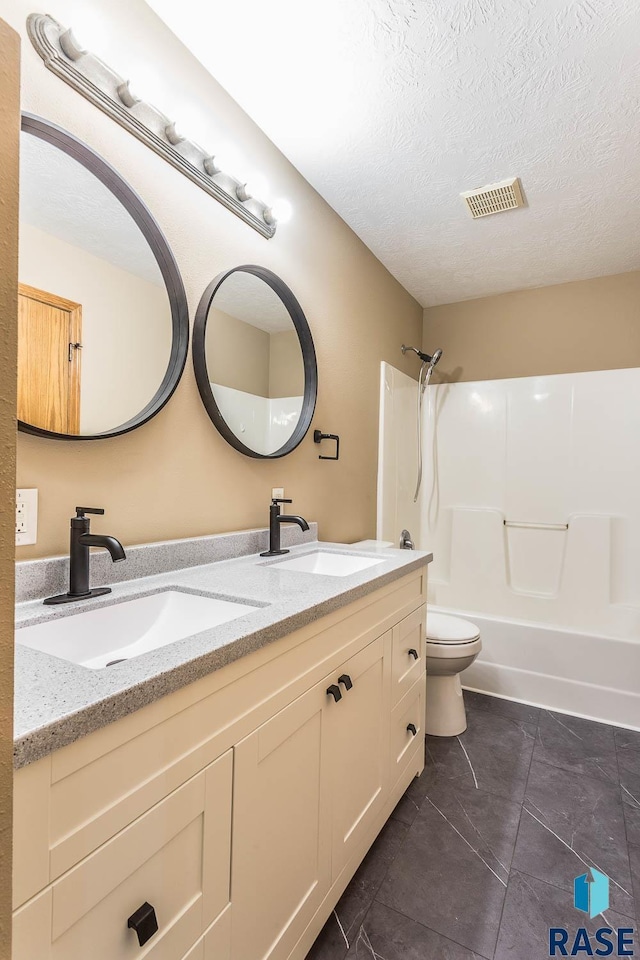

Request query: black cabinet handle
[
  {"left": 338, "top": 674, "right": 353, "bottom": 691},
  {"left": 407, "top": 723, "right": 418, "bottom": 737},
  {"left": 326, "top": 684, "right": 342, "bottom": 702},
  {"left": 408, "top": 648, "right": 419, "bottom": 660},
  {"left": 128, "top": 902, "right": 158, "bottom": 947}
]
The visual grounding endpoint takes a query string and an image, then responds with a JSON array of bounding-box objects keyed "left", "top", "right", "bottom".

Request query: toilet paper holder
[{"left": 314, "top": 430, "right": 340, "bottom": 461}]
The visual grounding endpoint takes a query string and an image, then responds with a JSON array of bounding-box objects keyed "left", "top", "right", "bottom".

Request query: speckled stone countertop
[{"left": 14, "top": 538, "right": 431, "bottom": 769}]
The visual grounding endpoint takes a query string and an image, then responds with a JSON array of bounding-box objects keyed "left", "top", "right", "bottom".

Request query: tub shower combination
[{"left": 378, "top": 360, "right": 640, "bottom": 729}]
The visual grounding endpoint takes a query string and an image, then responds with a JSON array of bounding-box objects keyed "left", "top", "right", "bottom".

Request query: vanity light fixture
[{"left": 27, "top": 12, "right": 291, "bottom": 238}]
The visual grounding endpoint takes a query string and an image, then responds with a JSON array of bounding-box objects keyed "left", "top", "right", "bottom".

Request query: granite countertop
[{"left": 15, "top": 538, "right": 431, "bottom": 768}]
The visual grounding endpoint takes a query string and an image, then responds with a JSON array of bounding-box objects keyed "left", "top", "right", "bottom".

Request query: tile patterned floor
[{"left": 306, "top": 691, "right": 640, "bottom": 960}]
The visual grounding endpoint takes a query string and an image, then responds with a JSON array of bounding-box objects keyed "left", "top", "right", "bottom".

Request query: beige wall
[
  {"left": 269, "top": 330, "right": 305, "bottom": 398},
  {"left": 206, "top": 307, "right": 271, "bottom": 397},
  {"left": 423, "top": 270, "right": 640, "bottom": 383},
  {"left": 0, "top": 16, "right": 19, "bottom": 959},
  {"left": 19, "top": 223, "right": 172, "bottom": 433},
  {"left": 7, "top": 0, "right": 422, "bottom": 559},
  {"left": 208, "top": 316, "right": 304, "bottom": 399}
]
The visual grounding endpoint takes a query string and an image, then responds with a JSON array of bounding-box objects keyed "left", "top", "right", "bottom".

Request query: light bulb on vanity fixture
[
  {"left": 179, "top": 105, "right": 217, "bottom": 150},
  {"left": 203, "top": 155, "right": 221, "bottom": 176},
  {"left": 58, "top": 27, "right": 86, "bottom": 61},
  {"left": 164, "top": 121, "right": 185, "bottom": 145},
  {"left": 124, "top": 65, "right": 168, "bottom": 114},
  {"left": 214, "top": 146, "right": 247, "bottom": 184},
  {"left": 116, "top": 80, "right": 139, "bottom": 108},
  {"left": 237, "top": 174, "right": 269, "bottom": 204},
  {"left": 62, "top": 9, "right": 110, "bottom": 61},
  {"left": 264, "top": 199, "right": 293, "bottom": 225}
]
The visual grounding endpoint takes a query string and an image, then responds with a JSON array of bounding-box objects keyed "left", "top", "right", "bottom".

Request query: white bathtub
[{"left": 429, "top": 606, "right": 640, "bottom": 731}]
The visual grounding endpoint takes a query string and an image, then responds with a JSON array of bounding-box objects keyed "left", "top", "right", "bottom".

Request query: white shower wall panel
[
  {"left": 376, "top": 363, "right": 421, "bottom": 546},
  {"left": 505, "top": 377, "right": 572, "bottom": 524},
  {"left": 423, "top": 367, "right": 640, "bottom": 639},
  {"left": 211, "top": 384, "right": 303, "bottom": 455}
]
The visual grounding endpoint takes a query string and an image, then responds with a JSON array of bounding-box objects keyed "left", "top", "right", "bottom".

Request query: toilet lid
[{"left": 427, "top": 612, "right": 480, "bottom": 643}]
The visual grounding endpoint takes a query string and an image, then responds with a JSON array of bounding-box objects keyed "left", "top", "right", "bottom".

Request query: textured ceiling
[
  {"left": 147, "top": 0, "right": 640, "bottom": 306},
  {"left": 213, "top": 272, "right": 296, "bottom": 334},
  {"left": 20, "top": 133, "right": 164, "bottom": 287}
]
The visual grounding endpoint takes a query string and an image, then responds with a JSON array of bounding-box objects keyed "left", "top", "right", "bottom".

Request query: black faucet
[
  {"left": 260, "top": 498, "right": 309, "bottom": 557},
  {"left": 44, "top": 507, "right": 126, "bottom": 605}
]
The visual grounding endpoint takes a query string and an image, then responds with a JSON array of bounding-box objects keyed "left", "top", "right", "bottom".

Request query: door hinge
[{"left": 68, "top": 342, "right": 83, "bottom": 362}]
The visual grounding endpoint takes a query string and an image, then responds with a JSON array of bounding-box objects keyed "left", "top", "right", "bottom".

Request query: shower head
[{"left": 401, "top": 344, "right": 443, "bottom": 367}]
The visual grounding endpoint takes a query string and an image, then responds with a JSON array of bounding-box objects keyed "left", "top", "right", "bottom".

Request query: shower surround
[{"left": 377, "top": 362, "right": 640, "bottom": 728}]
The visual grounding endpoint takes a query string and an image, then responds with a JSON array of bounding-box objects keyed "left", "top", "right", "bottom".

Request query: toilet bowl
[{"left": 425, "top": 612, "right": 481, "bottom": 737}]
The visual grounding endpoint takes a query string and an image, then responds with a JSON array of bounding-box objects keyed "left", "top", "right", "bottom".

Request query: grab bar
[{"left": 504, "top": 520, "right": 568, "bottom": 531}]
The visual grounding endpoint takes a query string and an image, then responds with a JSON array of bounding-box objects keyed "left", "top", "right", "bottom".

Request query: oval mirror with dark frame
[
  {"left": 193, "top": 266, "right": 317, "bottom": 458},
  {"left": 18, "top": 114, "right": 189, "bottom": 440}
]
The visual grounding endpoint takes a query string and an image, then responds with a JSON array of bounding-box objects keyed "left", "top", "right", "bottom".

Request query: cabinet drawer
[
  {"left": 391, "top": 607, "right": 425, "bottom": 707},
  {"left": 13, "top": 751, "right": 232, "bottom": 960},
  {"left": 389, "top": 681, "right": 424, "bottom": 782}
]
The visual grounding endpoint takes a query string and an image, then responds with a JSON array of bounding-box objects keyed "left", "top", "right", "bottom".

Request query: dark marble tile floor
[{"left": 306, "top": 692, "right": 639, "bottom": 960}]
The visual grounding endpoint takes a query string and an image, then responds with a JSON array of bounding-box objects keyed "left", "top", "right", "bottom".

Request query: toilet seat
[{"left": 427, "top": 612, "right": 480, "bottom": 644}]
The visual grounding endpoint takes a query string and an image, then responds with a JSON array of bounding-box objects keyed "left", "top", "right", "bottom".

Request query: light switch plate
[
  {"left": 272, "top": 487, "right": 285, "bottom": 501},
  {"left": 16, "top": 489, "right": 38, "bottom": 546}
]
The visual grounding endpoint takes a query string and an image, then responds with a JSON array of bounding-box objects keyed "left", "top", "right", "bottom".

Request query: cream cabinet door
[
  {"left": 328, "top": 633, "right": 390, "bottom": 879},
  {"left": 12, "top": 752, "right": 232, "bottom": 960},
  {"left": 231, "top": 680, "right": 333, "bottom": 960}
]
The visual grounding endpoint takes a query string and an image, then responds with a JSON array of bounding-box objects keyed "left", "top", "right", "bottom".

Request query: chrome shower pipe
[{"left": 401, "top": 345, "right": 443, "bottom": 503}]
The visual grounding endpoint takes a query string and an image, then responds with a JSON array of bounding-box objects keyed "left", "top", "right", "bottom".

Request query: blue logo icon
[{"left": 573, "top": 868, "right": 610, "bottom": 919}]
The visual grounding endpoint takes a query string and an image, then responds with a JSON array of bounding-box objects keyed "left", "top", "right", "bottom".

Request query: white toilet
[{"left": 425, "top": 612, "right": 481, "bottom": 736}]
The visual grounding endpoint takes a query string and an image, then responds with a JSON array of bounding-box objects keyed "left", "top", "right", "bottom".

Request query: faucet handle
[
  {"left": 75, "top": 506, "right": 105, "bottom": 517},
  {"left": 271, "top": 498, "right": 292, "bottom": 505}
]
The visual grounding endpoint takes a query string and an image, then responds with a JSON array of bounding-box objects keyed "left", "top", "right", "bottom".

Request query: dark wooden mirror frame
[
  {"left": 193, "top": 265, "right": 318, "bottom": 459},
  {"left": 18, "top": 113, "right": 190, "bottom": 441}
]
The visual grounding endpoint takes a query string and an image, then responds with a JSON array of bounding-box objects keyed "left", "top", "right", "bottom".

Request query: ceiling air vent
[{"left": 461, "top": 177, "right": 524, "bottom": 219}]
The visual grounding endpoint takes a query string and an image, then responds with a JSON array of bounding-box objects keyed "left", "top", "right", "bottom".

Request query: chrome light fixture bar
[{"left": 27, "top": 13, "right": 282, "bottom": 238}]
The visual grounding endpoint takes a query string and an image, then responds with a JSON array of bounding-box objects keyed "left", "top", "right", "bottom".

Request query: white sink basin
[
  {"left": 16, "top": 590, "right": 259, "bottom": 670},
  {"left": 271, "top": 551, "right": 386, "bottom": 577}
]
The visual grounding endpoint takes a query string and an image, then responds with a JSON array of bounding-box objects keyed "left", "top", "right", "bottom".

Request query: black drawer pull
[
  {"left": 326, "top": 684, "right": 342, "bottom": 702},
  {"left": 128, "top": 902, "right": 158, "bottom": 946},
  {"left": 408, "top": 648, "right": 419, "bottom": 660},
  {"left": 407, "top": 723, "right": 418, "bottom": 737},
  {"left": 338, "top": 674, "right": 353, "bottom": 691}
]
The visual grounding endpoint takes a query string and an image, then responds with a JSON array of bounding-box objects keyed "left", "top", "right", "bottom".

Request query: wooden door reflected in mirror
[
  {"left": 18, "top": 283, "right": 82, "bottom": 434},
  {"left": 17, "top": 115, "right": 190, "bottom": 441}
]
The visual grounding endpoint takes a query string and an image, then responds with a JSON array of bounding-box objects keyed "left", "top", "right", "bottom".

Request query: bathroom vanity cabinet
[{"left": 12, "top": 566, "right": 427, "bottom": 960}]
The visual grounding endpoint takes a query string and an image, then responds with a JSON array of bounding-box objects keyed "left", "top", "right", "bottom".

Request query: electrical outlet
[
  {"left": 16, "top": 489, "right": 38, "bottom": 546},
  {"left": 272, "top": 487, "right": 285, "bottom": 501}
]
